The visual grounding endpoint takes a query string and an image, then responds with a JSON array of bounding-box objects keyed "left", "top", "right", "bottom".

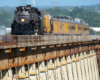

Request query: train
[{"left": 11, "top": 5, "right": 89, "bottom": 35}]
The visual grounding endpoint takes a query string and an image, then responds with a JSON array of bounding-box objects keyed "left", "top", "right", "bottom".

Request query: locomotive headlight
[{"left": 21, "top": 19, "right": 25, "bottom": 22}]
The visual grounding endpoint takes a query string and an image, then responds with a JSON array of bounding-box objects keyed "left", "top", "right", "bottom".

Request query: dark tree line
[
  {"left": 0, "top": 10, "right": 14, "bottom": 27},
  {"left": 45, "top": 7, "right": 100, "bottom": 27},
  {"left": 0, "top": 7, "right": 100, "bottom": 27}
]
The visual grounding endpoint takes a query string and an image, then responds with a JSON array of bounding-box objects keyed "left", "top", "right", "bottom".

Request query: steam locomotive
[{"left": 11, "top": 5, "right": 89, "bottom": 35}]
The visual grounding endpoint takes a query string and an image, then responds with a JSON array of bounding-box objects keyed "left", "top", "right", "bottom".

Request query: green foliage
[
  {"left": 7, "top": 32, "right": 11, "bottom": 35},
  {"left": 0, "top": 7, "right": 100, "bottom": 28},
  {"left": 89, "top": 28, "right": 100, "bottom": 35},
  {"left": 0, "top": 10, "right": 14, "bottom": 27},
  {"left": 45, "top": 7, "right": 100, "bottom": 27},
  {"left": 89, "top": 28, "right": 94, "bottom": 35}
]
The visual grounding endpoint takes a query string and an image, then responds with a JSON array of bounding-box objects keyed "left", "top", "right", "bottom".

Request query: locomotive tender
[{"left": 11, "top": 5, "right": 89, "bottom": 35}]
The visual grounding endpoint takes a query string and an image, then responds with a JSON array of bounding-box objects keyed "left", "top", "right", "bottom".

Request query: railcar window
[
  {"left": 70, "top": 18, "right": 73, "bottom": 20},
  {"left": 65, "top": 17, "right": 69, "bottom": 19},
  {"left": 84, "top": 28, "right": 89, "bottom": 31},
  {"left": 78, "top": 27, "right": 80, "bottom": 30},
  {"left": 71, "top": 26, "right": 75, "bottom": 30}
]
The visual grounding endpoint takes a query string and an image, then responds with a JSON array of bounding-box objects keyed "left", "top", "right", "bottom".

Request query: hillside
[
  {"left": 45, "top": 7, "right": 100, "bottom": 27},
  {"left": 0, "top": 6, "right": 100, "bottom": 27}
]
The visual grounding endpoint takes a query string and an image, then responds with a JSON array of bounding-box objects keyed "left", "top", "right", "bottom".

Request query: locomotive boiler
[{"left": 11, "top": 5, "right": 89, "bottom": 35}]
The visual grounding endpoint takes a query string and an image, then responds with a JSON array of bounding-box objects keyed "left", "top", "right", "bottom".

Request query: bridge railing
[
  {"left": 0, "top": 35, "right": 100, "bottom": 47},
  {"left": 0, "top": 35, "right": 18, "bottom": 46}
]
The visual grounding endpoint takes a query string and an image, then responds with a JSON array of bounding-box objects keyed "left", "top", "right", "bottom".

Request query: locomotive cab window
[{"left": 71, "top": 26, "right": 75, "bottom": 30}]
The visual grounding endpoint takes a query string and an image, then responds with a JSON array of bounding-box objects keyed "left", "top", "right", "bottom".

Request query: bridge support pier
[
  {"left": 76, "top": 53, "right": 83, "bottom": 80},
  {"left": 67, "top": 55, "right": 73, "bottom": 80},
  {"left": 61, "top": 56, "right": 68, "bottom": 80},
  {"left": 39, "top": 61, "right": 46, "bottom": 80},
  {"left": 55, "top": 58, "right": 62, "bottom": 80},
  {"left": 80, "top": 52, "right": 86, "bottom": 80},
  {"left": 72, "top": 54, "right": 78, "bottom": 80},
  {"left": 1, "top": 69, "right": 12, "bottom": 80},
  {"left": 29, "top": 63, "right": 38, "bottom": 80},
  {"left": 93, "top": 50, "right": 99, "bottom": 80},
  {"left": 17, "top": 66, "right": 25, "bottom": 80},
  {"left": 47, "top": 59, "right": 55, "bottom": 80}
]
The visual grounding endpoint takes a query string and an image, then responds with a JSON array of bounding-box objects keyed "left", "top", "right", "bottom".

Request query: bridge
[{"left": 0, "top": 35, "right": 100, "bottom": 80}]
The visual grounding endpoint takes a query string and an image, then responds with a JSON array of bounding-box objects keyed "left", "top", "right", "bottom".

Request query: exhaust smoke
[
  {"left": 32, "top": 0, "right": 35, "bottom": 6},
  {"left": 0, "top": 27, "right": 7, "bottom": 35},
  {"left": 20, "top": 0, "right": 35, "bottom": 6}
]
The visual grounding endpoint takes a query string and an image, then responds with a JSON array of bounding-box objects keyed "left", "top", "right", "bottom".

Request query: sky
[{"left": 0, "top": 0, "right": 100, "bottom": 7}]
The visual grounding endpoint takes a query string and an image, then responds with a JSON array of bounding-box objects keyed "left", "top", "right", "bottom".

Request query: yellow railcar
[
  {"left": 75, "top": 24, "right": 78, "bottom": 34},
  {"left": 62, "top": 22, "right": 66, "bottom": 34},
  {"left": 43, "top": 15, "right": 89, "bottom": 35},
  {"left": 53, "top": 20, "right": 58, "bottom": 34},
  {"left": 43, "top": 15, "right": 51, "bottom": 33}
]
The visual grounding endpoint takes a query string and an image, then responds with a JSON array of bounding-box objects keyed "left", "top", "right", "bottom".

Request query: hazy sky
[{"left": 0, "top": 0, "right": 100, "bottom": 7}]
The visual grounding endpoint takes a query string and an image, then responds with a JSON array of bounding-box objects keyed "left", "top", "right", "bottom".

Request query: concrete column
[
  {"left": 76, "top": 53, "right": 82, "bottom": 80},
  {"left": 16, "top": 66, "right": 25, "bottom": 80},
  {"left": 80, "top": 52, "right": 86, "bottom": 80},
  {"left": 87, "top": 51, "right": 93, "bottom": 80},
  {"left": 39, "top": 61, "right": 46, "bottom": 80},
  {"left": 67, "top": 55, "right": 73, "bottom": 80},
  {"left": 84, "top": 52, "right": 90, "bottom": 80},
  {"left": 94, "top": 50, "right": 99, "bottom": 80},
  {"left": 72, "top": 54, "right": 78, "bottom": 80},
  {"left": 90, "top": 50, "right": 96, "bottom": 80},
  {"left": 0, "top": 71, "right": 1, "bottom": 80},
  {"left": 47, "top": 59, "right": 55, "bottom": 80},
  {"left": 61, "top": 56, "right": 68, "bottom": 80},
  {"left": 53, "top": 59, "right": 56, "bottom": 80},
  {"left": 93, "top": 50, "right": 99, "bottom": 80},
  {"left": 55, "top": 58, "right": 61, "bottom": 80},
  {"left": 95, "top": 52, "right": 99, "bottom": 80},
  {"left": 25, "top": 65, "right": 29, "bottom": 80},
  {"left": 12, "top": 68, "right": 17, "bottom": 80},
  {"left": 45, "top": 60, "right": 48, "bottom": 80},
  {"left": 2, "top": 69, "right": 12, "bottom": 80},
  {"left": 55, "top": 58, "right": 62, "bottom": 80},
  {"left": 29, "top": 63, "right": 38, "bottom": 80}
]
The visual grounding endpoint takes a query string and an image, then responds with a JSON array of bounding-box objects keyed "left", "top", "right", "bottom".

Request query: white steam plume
[
  {"left": 19, "top": 0, "right": 35, "bottom": 6},
  {"left": 32, "top": 0, "right": 35, "bottom": 6}
]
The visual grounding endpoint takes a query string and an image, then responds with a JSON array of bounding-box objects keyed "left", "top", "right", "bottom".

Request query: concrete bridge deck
[
  {"left": 0, "top": 35, "right": 100, "bottom": 49},
  {"left": 0, "top": 35, "right": 99, "bottom": 80}
]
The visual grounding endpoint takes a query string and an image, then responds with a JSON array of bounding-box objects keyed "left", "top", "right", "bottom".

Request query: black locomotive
[{"left": 11, "top": 5, "right": 43, "bottom": 35}]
